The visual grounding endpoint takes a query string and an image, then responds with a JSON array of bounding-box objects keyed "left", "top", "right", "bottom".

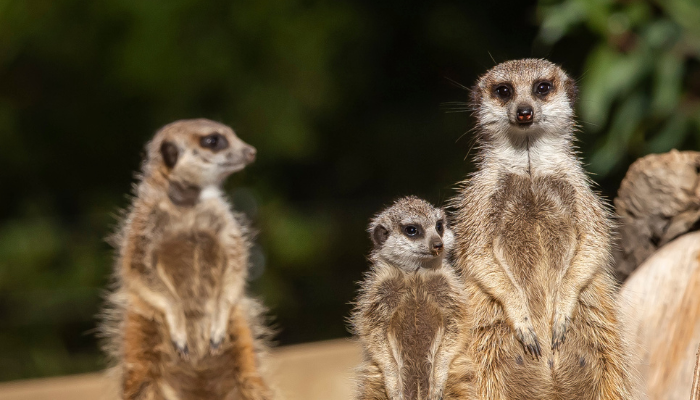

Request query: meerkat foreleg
[
  {"left": 428, "top": 325, "right": 450, "bottom": 400},
  {"left": 485, "top": 236, "right": 542, "bottom": 358},
  {"left": 551, "top": 204, "right": 608, "bottom": 351},
  {"left": 129, "top": 280, "right": 189, "bottom": 357},
  {"left": 124, "top": 231, "right": 189, "bottom": 357},
  {"left": 386, "top": 333, "right": 405, "bottom": 400},
  {"left": 210, "top": 263, "right": 245, "bottom": 352}
]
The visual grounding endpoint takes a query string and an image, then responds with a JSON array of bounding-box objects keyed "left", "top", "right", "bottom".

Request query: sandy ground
[{"left": 0, "top": 339, "right": 362, "bottom": 400}]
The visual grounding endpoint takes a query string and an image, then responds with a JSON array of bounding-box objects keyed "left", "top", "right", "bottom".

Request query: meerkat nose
[
  {"left": 516, "top": 106, "right": 534, "bottom": 124},
  {"left": 431, "top": 237, "right": 444, "bottom": 253},
  {"left": 243, "top": 145, "right": 257, "bottom": 163}
]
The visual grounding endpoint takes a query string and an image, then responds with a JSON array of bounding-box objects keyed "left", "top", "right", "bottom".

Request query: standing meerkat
[
  {"left": 351, "top": 196, "right": 475, "bottom": 400},
  {"left": 452, "top": 59, "right": 634, "bottom": 399},
  {"left": 101, "top": 119, "right": 274, "bottom": 400}
]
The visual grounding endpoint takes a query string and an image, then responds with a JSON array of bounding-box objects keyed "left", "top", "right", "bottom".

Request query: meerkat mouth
[
  {"left": 417, "top": 251, "right": 442, "bottom": 259},
  {"left": 219, "top": 161, "right": 247, "bottom": 171}
]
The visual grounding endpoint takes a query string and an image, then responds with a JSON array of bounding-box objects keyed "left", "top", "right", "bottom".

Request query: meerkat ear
[
  {"left": 160, "top": 141, "right": 179, "bottom": 169},
  {"left": 564, "top": 77, "right": 578, "bottom": 106},
  {"left": 372, "top": 225, "right": 390, "bottom": 247},
  {"left": 469, "top": 84, "right": 482, "bottom": 111}
]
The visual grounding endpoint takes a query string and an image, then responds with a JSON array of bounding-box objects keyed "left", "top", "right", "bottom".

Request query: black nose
[
  {"left": 243, "top": 145, "right": 257, "bottom": 163},
  {"left": 431, "top": 238, "right": 444, "bottom": 252},
  {"left": 516, "top": 106, "right": 534, "bottom": 124}
]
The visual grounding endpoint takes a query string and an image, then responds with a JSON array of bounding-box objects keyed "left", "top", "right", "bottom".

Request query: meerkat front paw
[
  {"left": 165, "top": 311, "right": 189, "bottom": 359},
  {"left": 172, "top": 339, "right": 189, "bottom": 359},
  {"left": 514, "top": 320, "right": 541, "bottom": 359},
  {"left": 209, "top": 321, "right": 228, "bottom": 355},
  {"left": 551, "top": 312, "right": 571, "bottom": 351}
]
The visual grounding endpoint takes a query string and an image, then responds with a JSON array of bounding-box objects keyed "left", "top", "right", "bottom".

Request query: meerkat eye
[
  {"left": 436, "top": 220, "right": 444, "bottom": 236},
  {"left": 200, "top": 132, "right": 229, "bottom": 151},
  {"left": 535, "top": 81, "right": 552, "bottom": 96},
  {"left": 494, "top": 85, "right": 513, "bottom": 100},
  {"left": 403, "top": 225, "right": 419, "bottom": 237}
]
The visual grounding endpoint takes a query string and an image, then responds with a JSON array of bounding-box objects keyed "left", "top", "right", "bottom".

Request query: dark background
[{"left": 1, "top": 0, "right": 698, "bottom": 381}]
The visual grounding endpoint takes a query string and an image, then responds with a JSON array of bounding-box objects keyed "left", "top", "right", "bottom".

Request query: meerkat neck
[
  {"left": 481, "top": 131, "right": 576, "bottom": 177},
  {"left": 137, "top": 172, "right": 223, "bottom": 209}
]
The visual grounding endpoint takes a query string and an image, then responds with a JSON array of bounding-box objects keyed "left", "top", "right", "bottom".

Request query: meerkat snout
[
  {"left": 430, "top": 235, "right": 444, "bottom": 254},
  {"left": 516, "top": 104, "right": 533, "bottom": 125},
  {"left": 242, "top": 145, "right": 257, "bottom": 164}
]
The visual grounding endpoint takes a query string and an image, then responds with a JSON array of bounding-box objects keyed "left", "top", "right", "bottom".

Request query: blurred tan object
[
  {"left": 619, "top": 231, "right": 700, "bottom": 400},
  {"left": 692, "top": 345, "right": 700, "bottom": 400},
  {"left": 0, "top": 339, "right": 362, "bottom": 400},
  {"left": 613, "top": 150, "right": 700, "bottom": 281}
]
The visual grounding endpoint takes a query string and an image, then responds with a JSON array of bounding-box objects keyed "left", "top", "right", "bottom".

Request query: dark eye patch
[
  {"left": 402, "top": 224, "right": 422, "bottom": 238},
  {"left": 436, "top": 220, "right": 444, "bottom": 236},
  {"left": 534, "top": 81, "right": 553, "bottom": 96},
  {"left": 200, "top": 132, "right": 229, "bottom": 152},
  {"left": 493, "top": 84, "right": 513, "bottom": 101}
]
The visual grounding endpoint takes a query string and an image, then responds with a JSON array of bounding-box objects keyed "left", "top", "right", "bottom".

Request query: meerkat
[
  {"left": 351, "top": 196, "right": 475, "bottom": 400},
  {"left": 100, "top": 118, "right": 274, "bottom": 400},
  {"left": 451, "top": 59, "right": 634, "bottom": 399}
]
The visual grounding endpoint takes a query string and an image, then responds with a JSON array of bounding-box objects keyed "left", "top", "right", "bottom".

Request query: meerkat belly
[
  {"left": 496, "top": 174, "right": 577, "bottom": 320},
  {"left": 388, "top": 285, "right": 445, "bottom": 400},
  {"left": 156, "top": 231, "right": 226, "bottom": 315}
]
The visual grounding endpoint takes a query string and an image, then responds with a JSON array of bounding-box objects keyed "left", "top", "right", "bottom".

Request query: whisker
[{"left": 444, "top": 76, "right": 471, "bottom": 91}]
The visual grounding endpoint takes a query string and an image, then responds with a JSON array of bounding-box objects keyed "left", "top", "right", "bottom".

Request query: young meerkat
[
  {"left": 452, "top": 59, "right": 634, "bottom": 399},
  {"left": 351, "top": 196, "right": 475, "bottom": 400},
  {"left": 101, "top": 118, "right": 274, "bottom": 400}
]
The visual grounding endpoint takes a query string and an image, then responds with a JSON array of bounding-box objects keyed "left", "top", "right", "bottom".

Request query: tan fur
[
  {"left": 452, "top": 59, "right": 633, "bottom": 399},
  {"left": 351, "top": 197, "right": 475, "bottom": 400},
  {"left": 100, "top": 119, "right": 275, "bottom": 400}
]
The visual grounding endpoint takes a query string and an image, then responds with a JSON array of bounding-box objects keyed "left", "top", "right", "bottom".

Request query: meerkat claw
[
  {"left": 516, "top": 326, "right": 541, "bottom": 359},
  {"left": 210, "top": 337, "right": 223, "bottom": 354},
  {"left": 551, "top": 314, "right": 570, "bottom": 352},
  {"left": 173, "top": 341, "right": 189, "bottom": 359}
]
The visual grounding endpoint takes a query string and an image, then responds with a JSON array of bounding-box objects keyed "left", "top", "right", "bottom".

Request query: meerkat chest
[
  {"left": 152, "top": 205, "right": 241, "bottom": 309},
  {"left": 155, "top": 229, "right": 227, "bottom": 305},
  {"left": 386, "top": 274, "right": 458, "bottom": 399},
  {"left": 492, "top": 173, "right": 578, "bottom": 272}
]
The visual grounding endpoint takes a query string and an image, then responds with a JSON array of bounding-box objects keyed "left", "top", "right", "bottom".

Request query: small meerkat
[
  {"left": 351, "top": 196, "right": 475, "bottom": 400},
  {"left": 101, "top": 119, "right": 274, "bottom": 400},
  {"left": 452, "top": 59, "right": 634, "bottom": 399}
]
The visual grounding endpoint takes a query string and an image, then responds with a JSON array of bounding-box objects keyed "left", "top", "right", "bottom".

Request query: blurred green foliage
[
  {"left": 538, "top": 0, "right": 700, "bottom": 176},
  {"left": 0, "top": 0, "right": 697, "bottom": 382}
]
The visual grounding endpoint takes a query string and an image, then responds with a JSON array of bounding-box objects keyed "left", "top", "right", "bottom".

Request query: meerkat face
[
  {"left": 369, "top": 196, "right": 452, "bottom": 271},
  {"left": 143, "top": 119, "right": 256, "bottom": 206},
  {"left": 149, "top": 118, "right": 256, "bottom": 185},
  {"left": 471, "top": 59, "right": 577, "bottom": 141}
]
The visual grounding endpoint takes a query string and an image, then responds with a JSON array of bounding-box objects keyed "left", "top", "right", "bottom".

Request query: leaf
[
  {"left": 646, "top": 113, "right": 688, "bottom": 153},
  {"left": 650, "top": 51, "right": 683, "bottom": 117},
  {"left": 579, "top": 45, "right": 651, "bottom": 130},
  {"left": 589, "top": 91, "right": 646, "bottom": 175}
]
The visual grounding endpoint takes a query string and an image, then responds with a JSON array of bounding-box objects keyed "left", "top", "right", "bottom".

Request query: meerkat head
[
  {"left": 144, "top": 118, "right": 256, "bottom": 205},
  {"left": 470, "top": 59, "right": 578, "bottom": 144},
  {"left": 368, "top": 196, "right": 453, "bottom": 271}
]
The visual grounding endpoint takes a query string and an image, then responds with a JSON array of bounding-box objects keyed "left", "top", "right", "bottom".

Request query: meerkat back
[
  {"left": 452, "top": 59, "right": 634, "bottom": 399},
  {"left": 100, "top": 119, "right": 275, "bottom": 400},
  {"left": 351, "top": 196, "right": 474, "bottom": 400}
]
